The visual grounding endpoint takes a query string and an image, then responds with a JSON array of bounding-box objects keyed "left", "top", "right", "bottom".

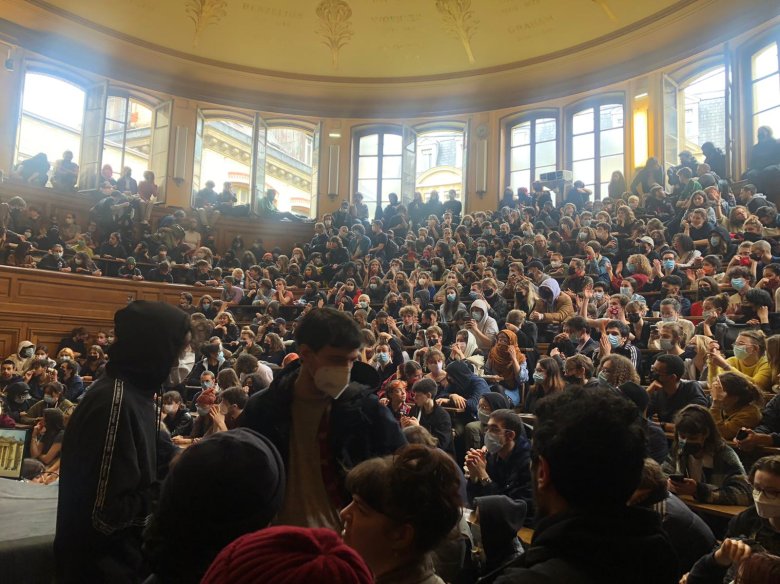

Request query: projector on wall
[{"left": 539, "top": 170, "right": 572, "bottom": 182}]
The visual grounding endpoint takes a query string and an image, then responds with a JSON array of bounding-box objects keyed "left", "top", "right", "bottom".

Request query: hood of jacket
[
  {"left": 106, "top": 301, "right": 191, "bottom": 394},
  {"left": 16, "top": 340, "right": 34, "bottom": 356},
  {"left": 476, "top": 495, "right": 526, "bottom": 568},
  {"left": 539, "top": 278, "right": 561, "bottom": 303},
  {"left": 470, "top": 298, "right": 491, "bottom": 326}
]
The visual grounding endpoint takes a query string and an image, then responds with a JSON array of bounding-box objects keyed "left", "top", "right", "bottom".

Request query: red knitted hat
[
  {"left": 196, "top": 388, "right": 217, "bottom": 406},
  {"left": 201, "top": 526, "right": 373, "bottom": 584}
]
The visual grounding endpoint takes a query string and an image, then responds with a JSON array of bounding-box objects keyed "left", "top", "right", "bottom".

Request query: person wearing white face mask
[
  {"left": 464, "top": 409, "right": 533, "bottom": 521},
  {"left": 160, "top": 390, "right": 193, "bottom": 438},
  {"left": 240, "top": 308, "right": 405, "bottom": 531},
  {"left": 685, "top": 455, "right": 780, "bottom": 582}
]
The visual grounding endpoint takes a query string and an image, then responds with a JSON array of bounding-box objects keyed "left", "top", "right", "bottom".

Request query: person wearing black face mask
[
  {"left": 482, "top": 277, "right": 508, "bottom": 324},
  {"left": 662, "top": 404, "right": 752, "bottom": 506}
]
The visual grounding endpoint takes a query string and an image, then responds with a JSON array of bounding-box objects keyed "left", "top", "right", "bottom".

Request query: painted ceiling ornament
[
  {"left": 185, "top": 0, "right": 228, "bottom": 46},
  {"left": 434, "top": 0, "right": 479, "bottom": 65},
  {"left": 316, "top": 0, "right": 354, "bottom": 70},
  {"left": 592, "top": 0, "right": 618, "bottom": 22}
]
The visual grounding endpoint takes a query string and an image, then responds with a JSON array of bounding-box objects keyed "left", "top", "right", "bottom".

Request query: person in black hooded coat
[{"left": 54, "top": 301, "right": 191, "bottom": 584}]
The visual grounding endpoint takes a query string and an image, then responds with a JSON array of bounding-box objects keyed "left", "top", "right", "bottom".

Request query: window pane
[
  {"left": 752, "top": 43, "right": 779, "bottom": 80},
  {"left": 572, "top": 134, "right": 595, "bottom": 161},
  {"left": 572, "top": 108, "right": 594, "bottom": 135},
  {"left": 18, "top": 73, "right": 85, "bottom": 165},
  {"left": 535, "top": 141, "right": 556, "bottom": 167},
  {"left": 383, "top": 133, "right": 402, "bottom": 155},
  {"left": 382, "top": 155, "right": 402, "bottom": 179},
  {"left": 753, "top": 74, "right": 780, "bottom": 113},
  {"left": 414, "top": 130, "right": 464, "bottom": 195},
  {"left": 572, "top": 159, "right": 595, "bottom": 187},
  {"left": 511, "top": 121, "right": 531, "bottom": 147},
  {"left": 509, "top": 170, "right": 531, "bottom": 191},
  {"left": 536, "top": 118, "right": 556, "bottom": 142},
  {"left": 358, "top": 156, "right": 378, "bottom": 179},
  {"left": 128, "top": 100, "right": 153, "bottom": 130},
  {"left": 600, "top": 128, "right": 623, "bottom": 157},
  {"left": 359, "top": 134, "right": 379, "bottom": 155},
  {"left": 510, "top": 145, "right": 531, "bottom": 171},
  {"left": 357, "top": 179, "right": 378, "bottom": 208},
  {"left": 754, "top": 106, "right": 780, "bottom": 136},
  {"left": 200, "top": 118, "right": 253, "bottom": 206},
  {"left": 106, "top": 95, "right": 127, "bottom": 123},
  {"left": 600, "top": 154, "right": 624, "bottom": 181},
  {"left": 599, "top": 104, "right": 624, "bottom": 130},
  {"left": 382, "top": 179, "right": 402, "bottom": 199}
]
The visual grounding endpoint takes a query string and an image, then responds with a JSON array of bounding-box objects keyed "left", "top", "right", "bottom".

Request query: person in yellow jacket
[
  {"left": 708, "top": 330, "right": 773, "bottom": 393},
  {"left": 709, "top": 372, "right": 763, "bottom": 440}
]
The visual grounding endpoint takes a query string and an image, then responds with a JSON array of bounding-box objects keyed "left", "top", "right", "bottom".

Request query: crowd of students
[{"left": 3, "top": 147, "right": 780, "bottom": 581}]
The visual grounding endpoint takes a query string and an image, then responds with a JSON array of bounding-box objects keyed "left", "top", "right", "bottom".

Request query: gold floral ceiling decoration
[
  {"left": 185, "top": 0, "right": 228, "bottom": 46},
  {"left": 22, "top": 0, "right": 693, "bottom": 79},
  {"left": 315, "top": 0, "right": 354, "bottom": 70}
]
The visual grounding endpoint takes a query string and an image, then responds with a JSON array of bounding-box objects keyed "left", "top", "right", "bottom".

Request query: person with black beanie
[
  {"left": 142, "top": 428, "right": 285, "bottom": 583},
  {"left": 54, "top": 301, "right": 191, "bottom": 583}
]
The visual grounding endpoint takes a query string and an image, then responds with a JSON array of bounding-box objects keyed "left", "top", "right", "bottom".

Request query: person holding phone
[
  {"left": 662, "top": 404, "right": 752, "bottom": 505},
  {"left": 709, "top": 372, "right": 763, "bottom": 440}
]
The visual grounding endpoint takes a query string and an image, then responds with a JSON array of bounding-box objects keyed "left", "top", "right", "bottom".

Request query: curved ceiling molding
[{"left": 2, "top": 0, "right": 779, "bottom": 117}]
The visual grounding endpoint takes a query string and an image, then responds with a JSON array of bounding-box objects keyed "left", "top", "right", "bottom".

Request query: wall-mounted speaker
[
  {"left": 328, "top": 144, "right": 340, "bottom": 196},
  {"left": 475, "top": 139, "right": 488, "bottom": 193},
  {"left": 173, "top": 126, "right": 188, "bottom": 182}
]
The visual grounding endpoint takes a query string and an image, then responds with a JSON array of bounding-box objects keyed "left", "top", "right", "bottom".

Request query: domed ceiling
[{"left": 28, "top": 0, "right": 685, "bottom": 79}]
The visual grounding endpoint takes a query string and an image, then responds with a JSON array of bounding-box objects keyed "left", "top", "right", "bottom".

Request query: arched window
[
  {"left": 568, "top": 100, "right": 624, "bottom": 199},
  {"left": 16, "top": 72, "right": 85, "bottom": 176},
  {"left": 266, "top": 125, "right": 318, "bottom": 218},
  {"left": 353, "top": 127, "right": 403, "bottom": 211},
  {"left": 680, "top": 66, "right": 726, "bottom": 158},
  {"left": 750, "top": 41, "right": 780, "bottom": 137},
  {"left": 194, "top": 115, "right": 254, "bottom": 206},
  {"left": 102, "top": 95, "right": 153, "bottom": 182},
  {"left": 506, "top": 115, "right": 557, "bottom": 191},
  {"left": 415, "top": 129, "right": 465, "bottom": 204}
]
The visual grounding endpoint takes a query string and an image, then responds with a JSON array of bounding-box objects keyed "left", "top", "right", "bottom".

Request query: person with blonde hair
[
  {"left": 709, "top": 330, "right": 773, "bottom": 393},
  {"left": 683, "top": 335, "right": 713, "bottom": 383},
  {"left": 709, "top": 372, "right": 763, "bottom": 440}
]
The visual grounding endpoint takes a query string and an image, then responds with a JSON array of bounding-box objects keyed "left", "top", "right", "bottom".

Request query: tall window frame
[
  {"left": 102, "top": 92, "right": 156, "bottom": 183},
  {"left": 748, "top": 38, "right": 780, "bottom": 140},
  {"left": 352, "top": 125, "right": 404, "bottom": 212},
  {"left": 265, "top": 120, "right": 320, "bottom": 219},
  {"left": 413, "top": 121, "right": 468, "bottom": 209},
  {"left": 15, "top": 70, "right": 87, "bottom": 173},
  {"left": 504, "top": 111, "right": 558, "bottom": 191},
  {"left": 566, "top": 96, "right": 625, "bottom": 200}
]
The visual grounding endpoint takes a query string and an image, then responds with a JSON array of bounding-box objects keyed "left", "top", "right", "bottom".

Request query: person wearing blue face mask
[
  {"left": 651, "top": 251, "right": 691, "bottom": 291},
  {"left": 20, "top": 381, "right": 75, "bottom": 425},
  {"left": 708, "top": 330, "right": 773, "bottom": 393},
  {"left": 593, "top": 320, "right": 641, "bottom": 371},
  {"left": 465, "top": 409, "right": 533, "bottom": 523},
  {"left": 725, "top": 266, "right": 754, "bottom": 317}
]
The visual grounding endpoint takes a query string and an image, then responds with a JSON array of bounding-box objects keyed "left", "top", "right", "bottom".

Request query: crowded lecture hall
[{"left": 1, "top": 1, "right": 780, "bottom": 583}]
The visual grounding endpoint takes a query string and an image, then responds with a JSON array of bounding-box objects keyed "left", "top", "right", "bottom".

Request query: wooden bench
[{"left": 678, "top": 495, "right": 747, "bottom": 519}]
